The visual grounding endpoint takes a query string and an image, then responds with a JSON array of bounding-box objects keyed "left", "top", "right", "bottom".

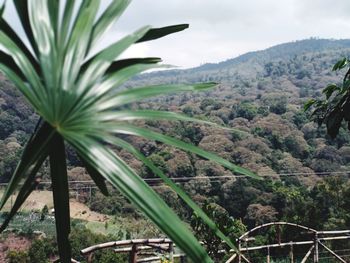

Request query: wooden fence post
[
  {"left": 313, "top": 233, "right": 319, "bottom": 263},
  {"left": 238, "top": 239, "right": 241, "bottom": 263},
  {"left": 129, "top": 244, "right": 138, "bottom": 263},
  {"left": 169, "top": 242, "right": 174, "bottom": 263}
]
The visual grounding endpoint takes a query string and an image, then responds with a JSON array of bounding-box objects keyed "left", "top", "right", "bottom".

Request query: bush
[
  {"left": 232, "top": 103, "right": 258, "bottom": 121},
  {"left": 6, "top": 250, "right": 29, "bottom": 263},
  {"left": 28, "top": 238, "right": 56, "bottom": 263},
  {"left": 40, "top": 205, "right": 49, "bottom": 221},
  {"left": 70, "top": 226, "right": 126, "bottom": 262}
]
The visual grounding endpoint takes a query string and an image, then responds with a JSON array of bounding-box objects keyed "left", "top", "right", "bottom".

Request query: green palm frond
[{"left": 0, "top": 1, "right": 258, "bottom": 262}]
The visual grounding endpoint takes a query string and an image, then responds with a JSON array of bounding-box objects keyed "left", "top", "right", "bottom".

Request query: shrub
[
  {"left": 6, "top": 250, "right": 29, "bottom": 263},
  {"left": 28, "top": 239, "right": 56, "bottom": 263}
]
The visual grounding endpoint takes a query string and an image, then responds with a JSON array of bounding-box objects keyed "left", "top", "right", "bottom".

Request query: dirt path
[{"left": 69, "top": 199, "right": 109, "bottom": 222}]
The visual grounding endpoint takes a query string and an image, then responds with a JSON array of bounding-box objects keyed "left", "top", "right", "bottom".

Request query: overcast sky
[{"left": 3, "top": 0, "right": 350, "bottom": 68}]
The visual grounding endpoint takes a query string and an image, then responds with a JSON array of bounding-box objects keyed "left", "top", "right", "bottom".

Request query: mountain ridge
[{"left": 134, "top": 38, "right": 350, "bottom": 82}]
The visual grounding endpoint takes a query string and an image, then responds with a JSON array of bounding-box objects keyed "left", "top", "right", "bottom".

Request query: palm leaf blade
[
  {"left": 136, "top": 24, "right": 189, "bottom": 43},
  {"left": 0, "top": 153, "right": 47, "bottom": 232},
  {"left": 98, "top": 110, "right": 230, "bottom": 131},
  {"left": 89, "top": 0, "right": 131, "bottom": 50},
  {"left": 104, "top": 136, "right": 238, "bottom": 251},
  {"left": 80, "top": 157, "right": 109, "bottom": 196},
  {"left": 77, "top": 26, "right": 151, "bottom": 95},
  {"left": 49, "top": 134, "right": 71, "bottom": 262},
  {"left": 0, "top": 64, "right": 40, "bottom": 110},
  {"left": 28, "top": 0, "right": 58, "bottom": 89},
  {"left": 105, "top": 57, "right": 162, "bottom": 74},
  {"left": 12, "top": 0, "right": 39, "bottom": 56},
  {"left": 105, "top": 124, "right": 259, "bottom": 179},
  {"left": 59, "top": 1, "right": 75, "bottom": 46},
  {"left": 67, "top": 134, "right": 213, "bottom": 263},
  {"left": 61, "top": 0, "right": 99, "bottom": 90},
  {"left": 0, "top": 122, "right": 54, "bottom": 210},
  {"left": 0, "top": 2, "right": 259, "bottom": 262},
  {"left": 97, "top": 83, "right": 217, "bottom": 111}
]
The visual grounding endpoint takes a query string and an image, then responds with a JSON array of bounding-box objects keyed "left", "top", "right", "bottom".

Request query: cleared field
[
  {"left": 0, "top": 190, "right": 108, "bottom": 222},
  {"left": 2, "top": 190, "right": 53, "bottom": 212}
]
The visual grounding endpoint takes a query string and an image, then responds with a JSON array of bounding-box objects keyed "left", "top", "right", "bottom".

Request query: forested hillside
[{"left": 2, "top": 38, "right": 350, "bottom": 233}]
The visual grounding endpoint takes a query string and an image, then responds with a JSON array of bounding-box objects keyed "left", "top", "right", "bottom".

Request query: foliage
[
  {"left": 6, "top": 250, "right": 29, "bottom": 263},
  {"left": 28, "top": 238, "right": 56, "bottom": 263},
  {"left": 2, "top": 21, "right": 350, "bottom": 260},
  {"left": 232, "top": 102, "right": 258, "bottom": 121},
  {"left": 5, "top": 225, "right": 127, "bottom": 263},
  {"left": 305, "top": 57, "right": 350, "bottom": 138},
  {"left": 191, "top": 202, "right": 246, "bottom": 262},
  {"left": 69, "top": 225, "right": 126, "bottom": 262},
  {"left": 0, "top": 1, "right": 257, "bottom": 262},
  {"left": 40, "top": 205, "right": 49, "bottom": 221}
]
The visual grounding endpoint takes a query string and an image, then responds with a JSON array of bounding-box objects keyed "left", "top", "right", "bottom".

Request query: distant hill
[
  {"left": 130, "top": 38, "right": 350, "bottom": 84},
  {"left": 2, "top": 38, "right": 350, "bottom": 232},
  {"left": 123, "top": 38, "right": 350, "bottom": 187}
]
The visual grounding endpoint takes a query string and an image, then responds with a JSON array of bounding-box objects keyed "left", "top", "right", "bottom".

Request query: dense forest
[{"left": 2, "top": 38, "right": 350, "bottom": 260}]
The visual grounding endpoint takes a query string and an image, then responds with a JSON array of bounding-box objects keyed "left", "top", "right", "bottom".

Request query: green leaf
[
  {"left": 342, "top": 99, "right": 350, "bottom": 121},
  {"left": 103, "top": 136, "right": 238, "bottom": 252},
  {"left": 332, "top": 58, "right": 348, "bottom": 71},
  {"left": 103, "top": 124, "right": 259, "bottom": 179},
  {"left": 13, "top": 0, "right": 38, "bottom": 55},
  {"left": 342, "top": 79, "right": 350, "bottom": 93},
  {"left": 47, "top": 0, "right": 59, "bottom": 39},
  {"left": 0, "top": 122, "right": 54, "bottom": 210},
  {"left": 0, "top": 51, "right": 26, "bottom": 80},
  {"left": 76, "top": 26, "right": 151, "bottom": 95},
  {"left": 64, "top": 63, "right": 169, "bottom": 124},
  {"left": 61, "top": 0, "right": 99, "bottom": 90},
  {"left": 105, "top": 57, "right": 162, "bottom": 75},
  {"left": 0, "top": 30, "right": 46, "bottom": 108},
  {"left": 66, "top": 134, "right": 213, "bottom": 263},
  {"left": 322, "top": 84, "right": 340, "bottom": 100},
  {"left": 0, "top": 153, "right": 47, "bottom": 232},
  {"left": 304, "top": 99, "right": 316, "bottom": 111},
  {"left": 79, "top": 156, "right": 109, "bottom": 196},
  {"left": 28, "top": 0, "right": 58, "bottom": 122},
  {"left": 82, "top": 57, "right": 162, "bottom": 78},
  {"left": 59, "top": 1, "right": 75, "bottom": 47},
  {"left": 28, "top": 0, "right": 57, "bottom": 82},
  {"left": 326, "top": 108, "right": 343, "bottom": 138},
  {"left": 0, "top": 1, "right": 6, "bottom": 17},
  {"left": 0, "top": 16, "right": 39, "bottom": 75},
  {"left": 136, "top": 24, "right": 189, "bottom": 43},
  {"left": 0, "top": 61, "right": 41, "bottom": 111},
  {"left": 97, "top": 110, "right": 233, "bottom": 132},
  {"left": 0, "top": 2, "right": 257, "bottom": 261},
  {"left": 89, "top": 0, "right": 131, "bottom": 52},
  {"left": 49, "top": 134, "right": 71, "bottom": 262}
]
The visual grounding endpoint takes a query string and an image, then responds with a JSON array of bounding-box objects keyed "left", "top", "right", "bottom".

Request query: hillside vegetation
[{"left": 1, "top": 38, "right": 350, "bottom": 239}]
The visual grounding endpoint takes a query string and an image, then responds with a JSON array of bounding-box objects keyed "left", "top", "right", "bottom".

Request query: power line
[{"left": 0, "top": 170, "right": 349, "bottom": 188}]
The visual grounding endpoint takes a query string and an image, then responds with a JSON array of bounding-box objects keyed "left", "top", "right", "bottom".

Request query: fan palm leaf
[{"left": 0, "top": 1, "right": 258, "bottom": 262}]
